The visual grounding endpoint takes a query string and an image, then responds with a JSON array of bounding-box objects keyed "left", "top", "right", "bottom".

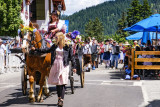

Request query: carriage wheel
[
  {"left": 70, "top": 75, "right": 74, "bottom": 94},
  {"left": 81, "top": 58, "right": 85, "bottom": 88},
  {"left": 80, "top": 71, "right": 85, "bottom": 88},
  {"left": 21, "top": 65, "right": 27, "bottom": 96}
]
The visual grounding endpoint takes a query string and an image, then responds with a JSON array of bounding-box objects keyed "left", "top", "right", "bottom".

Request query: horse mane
[
  {"left": 33, "top": 30, "right": 51, "bottom": 49},
  {"left": 34, "top": 31, "right": 42, "bottom": 49}
]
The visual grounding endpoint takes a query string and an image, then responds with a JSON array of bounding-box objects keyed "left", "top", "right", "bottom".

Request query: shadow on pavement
[
  {"left": 65, "top": 85, "right": 81, "bottom": 95},
  {"left": 30, "top": 104, "right": 57, "bottom": 106},
  {"left": 0, "top": 87, "right": 58, "bottom": 106},
  {"left": 109, "top": 71, "right": 122, "bottom": 80},
  {"left": 0, "top": 89, "right": 30, "bottom": 106},
  {"left": 145, "top": 100, "right": 160, "bottom": 107},
  {"left": 0, "top": 84, "right": 81, "bottom": 106}
]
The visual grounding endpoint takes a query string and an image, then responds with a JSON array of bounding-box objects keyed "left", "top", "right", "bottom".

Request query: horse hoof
[
  {"left": 44, "top": 89, "right": 50, "bottom": 96},
  {"left": 37, "top": 95, "right": 43, "bottom": 102},
  {"left": 29, "top": 97, "right": 35, "bottom": 102},
  {"left": 40, "top": 97, "right": 44, "bottom": 103},
  {"left": 44, "top": 93, "right": 49, "bottom": 97},
  {"left": 44, "top": 91, "right": 50, "bottom": 96},
  {"left": 37, "top": 96, "right": 41, "bottom": 102}
]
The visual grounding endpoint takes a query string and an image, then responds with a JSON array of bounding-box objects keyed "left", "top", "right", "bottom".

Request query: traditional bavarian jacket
[{"left": 36, "top": 44, "right": 76, "bottom": 69}]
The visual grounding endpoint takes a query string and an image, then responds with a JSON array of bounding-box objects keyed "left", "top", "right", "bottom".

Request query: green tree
[
  {"left": 0, "top": 0, "right": 22, "bottom": 36},
  {"left": 84, "top": 19, "right": 94, "bottom": 37},
  {"left": 127, "top": 0, "right": 142, "bottom": 27},
  {"left": 116, "top": 12, "right": 128, "bottom": 38},
  {"left": 85, "top": 17, "right": 104, "bottom": 42},
  {"left": 141, "top": 0, "right": 152, "bottom": 19}
]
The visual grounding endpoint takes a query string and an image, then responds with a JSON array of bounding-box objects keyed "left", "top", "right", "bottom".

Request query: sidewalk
[
  {"left": 140, "top": 80, "right": 160, "bottom": 107},
  {"left": 90, "top": 63, "right": 160, "bottom": 107},
  {"left": 0, "top": 68, "right": 21, "bottom": 82}
]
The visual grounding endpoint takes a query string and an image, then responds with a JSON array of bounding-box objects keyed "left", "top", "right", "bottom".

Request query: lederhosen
[{"left": 83, "top": 44, "right": 92, "bottom": 66}]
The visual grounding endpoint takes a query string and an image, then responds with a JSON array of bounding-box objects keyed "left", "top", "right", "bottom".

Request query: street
[{"left": 0, "top": 64, "right": 160, "bottom": 107}]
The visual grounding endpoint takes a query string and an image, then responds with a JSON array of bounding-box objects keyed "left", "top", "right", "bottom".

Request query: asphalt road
[{"left": 0, "top": 64, "right": 160, "bottom": 107}]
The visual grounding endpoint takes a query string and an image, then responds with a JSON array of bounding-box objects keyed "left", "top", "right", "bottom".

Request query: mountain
[{"left": 62, "top": 0, "right": 160, "bottom": 35}]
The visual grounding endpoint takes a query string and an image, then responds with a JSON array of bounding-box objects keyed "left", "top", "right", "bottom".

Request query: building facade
[{"left": 21, "top": 0, "right": 66, "bottom": 30}]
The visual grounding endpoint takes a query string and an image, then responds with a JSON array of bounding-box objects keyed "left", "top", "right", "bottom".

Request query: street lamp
[{"left": 58, "top": 3, "right": 62, "bottom": 19}]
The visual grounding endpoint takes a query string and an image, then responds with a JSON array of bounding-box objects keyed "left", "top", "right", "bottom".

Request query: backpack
[{"left": 115, "top": 46, "right": 120, "bottom": 54}]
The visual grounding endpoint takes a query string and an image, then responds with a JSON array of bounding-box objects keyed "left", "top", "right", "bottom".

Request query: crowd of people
[
  {"left": 82, "top": 37, "right": 128, "bottom": 71},
  {"left": 124, "top": 40, "right": 160, "bottom": 79},
  {"left": 0, "top": 39, "right": 21, "bottom": 74}
]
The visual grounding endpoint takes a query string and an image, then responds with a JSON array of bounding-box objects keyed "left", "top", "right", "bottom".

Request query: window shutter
[{"left": 36, "top": 0, "right": 45, "bottom": 20}]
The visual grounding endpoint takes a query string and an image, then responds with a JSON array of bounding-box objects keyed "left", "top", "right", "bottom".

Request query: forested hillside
[{"left": 62, "top": 0, "right": 160, "bottom": 35}]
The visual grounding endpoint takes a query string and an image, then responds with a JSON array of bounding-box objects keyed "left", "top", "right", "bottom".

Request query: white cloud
[{"left": 63, "top": 0, "right": 109, "bottom": 15}]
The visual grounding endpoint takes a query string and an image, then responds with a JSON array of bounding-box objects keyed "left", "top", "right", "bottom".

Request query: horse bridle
[{"left": 18, "top": 28, "right": 42, "bottom": 48}]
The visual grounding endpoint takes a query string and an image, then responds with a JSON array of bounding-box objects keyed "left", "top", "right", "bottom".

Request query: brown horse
[{"left": 19, "top": 22, "right": 51, "bottom": 102}]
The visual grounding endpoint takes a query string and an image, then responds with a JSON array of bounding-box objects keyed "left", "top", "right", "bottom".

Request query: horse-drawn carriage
[
  {"left": 16, "top": 0, "right": 86, "bottom": 102},
  {"left": 17, "top": 22, "right": 86, "bottom": 103}
]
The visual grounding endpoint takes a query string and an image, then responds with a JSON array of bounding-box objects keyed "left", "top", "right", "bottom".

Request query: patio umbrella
[
  {"left": 124, "top": 14, "right": 160, "bottom": 45},
  {"left": 124, "top": 14, "right": 160, "bottom": 32},
  {"left": 126, "top": 32, "right": 160, "bottom": 43},
  {"left": 126, "top": 32, "right": 143, "bottom": 40}
]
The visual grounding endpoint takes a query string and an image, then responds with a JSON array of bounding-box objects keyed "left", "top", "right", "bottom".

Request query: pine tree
[
  {"left": 116, "top": 12, "right": 128, "bottom": 38},
  {"left": 93, "top": 17, "right": 104, "bottom": 41},
  {"left": 127, "top": 0, "right": 142, "bottom": 27},
  {"left": 85, "top": 17, "right": 104, "bottom": 42},
  {"left": 141, "top": 0, "right": 152, "bottom": 19},
  {"left": 85, "top": 19, "right": 94, "bottom": 37},
  {"left": 0, "top": 0, "right": 22, "bottom": 36}
]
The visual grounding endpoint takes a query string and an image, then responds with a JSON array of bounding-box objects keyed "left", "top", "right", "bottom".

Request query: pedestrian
[
  {"left": 99, "top": 41, "right": 104, "bottom": 65},
  {"left": 73, "top": 35, "right": 84, "bottom": 75},
  {"left": 0, "top": 39, "right": 6, "bottom": 74},
  {"left": 119, "top": 42, "right": 124, "bottom": 64},
  {"left": 133, "top": 40, "right": 140, "bottom": 48},
  {"left": 111, "top": 41, "right": 120, "bottom": 69},
  {"left": 83, "top": 38, "right": 92, "bottom": 71},
  {"left": 94, "top": 40, "right": 100, "bottom": 68},
  {"left": 91, "top": 37, "right": 98, "bottom": 70},
  {"left": 13, "top": 40, "right": 20, "bottom": 48},
  {"left": 109, "top": 38, "right": 113, "bottom": 67},
  {"left": 103, "top": 40, "right": 111, "bottom": 68},
  {"left": 123, "top": 41, "right": 131, "bottom": 67},
  {"left": 5, "top": 41, "right": 12, "bottom": 72},
  {"left": 32, "top": 32, "right": 76, "bottom": 107}
]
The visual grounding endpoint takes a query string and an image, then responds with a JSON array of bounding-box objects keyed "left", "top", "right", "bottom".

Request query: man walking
[
  {"left": 0, "top": 39, "right": 6, "bottom": 74},
  {"left": 91, "top": 37, "right": 98, "bottom": 70},
  {"left": 111, "top": 41, "right": 120, "bottom": 69}
]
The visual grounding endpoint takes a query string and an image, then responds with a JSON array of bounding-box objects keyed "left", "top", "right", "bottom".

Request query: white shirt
[
  {"left": 0, "top": 44, "right": 6, "bottom": 55},
  {"left": 48, "top": 20, "right": 64, "bottom": 32},
  {"left": 56, "top": 47, "right": 63, "bottom": 51},
  {"left": 104, "top": 44, "right": 110, "bottom": 52},
  {"left": 83, "top": 44, "right": 92, "bottom": 54}
]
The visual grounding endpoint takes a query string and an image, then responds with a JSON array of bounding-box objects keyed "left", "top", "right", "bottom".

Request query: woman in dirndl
[
  {"left": 119, "top": 42, "right": 124, "bottom": 64},
  {"left": 33, "top": 32, "right": 76, "bottom": 107},
  {"left": 45, "top": 10, "right": 65, "bottom": 40},
  {"left": 103, "top": 40, "right": 111, "bottom": 68}
]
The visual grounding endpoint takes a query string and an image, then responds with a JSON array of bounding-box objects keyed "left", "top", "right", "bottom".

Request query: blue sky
[{"left": 63, "top": 0, "right": 109, "bottom": 15}]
